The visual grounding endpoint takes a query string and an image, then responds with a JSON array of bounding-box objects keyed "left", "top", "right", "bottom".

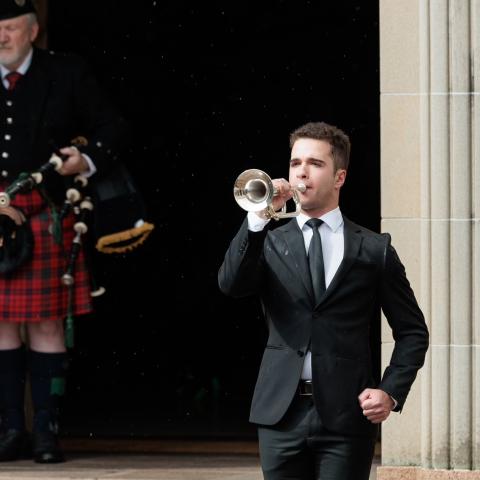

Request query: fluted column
[
  {"left": 472, "top": 0, "right": 480, "bottom": 470},
  {"left": 378, "top": 0, "right": 479, "bottom": 477}
]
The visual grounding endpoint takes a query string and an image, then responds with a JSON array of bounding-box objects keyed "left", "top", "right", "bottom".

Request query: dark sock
[
  {"left": 0, "top": 346, "right": 26, "bottom": 431},
  {"left": 28, "top": 351, "right": 68, "bottom": 433}
]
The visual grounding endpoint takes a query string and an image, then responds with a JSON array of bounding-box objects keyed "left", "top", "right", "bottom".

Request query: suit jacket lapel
[
  {"left": 278, "top": 220, "right": 315, "bottom": 302},
  {"left": 317, "top": 217, "right": 363, "bottom": 306}
]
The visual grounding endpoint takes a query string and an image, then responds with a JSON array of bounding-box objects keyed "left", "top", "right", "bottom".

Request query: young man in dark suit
[
  {"left": 219, "top": 121, "right": 429, "bottom": 480},
  {"left": 0, "top": 0, "right": 129, "bottom": 463}
]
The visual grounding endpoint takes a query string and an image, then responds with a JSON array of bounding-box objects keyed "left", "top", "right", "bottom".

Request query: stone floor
[{"left": 0, "top": 453, "right": 380, "bottom": 480}]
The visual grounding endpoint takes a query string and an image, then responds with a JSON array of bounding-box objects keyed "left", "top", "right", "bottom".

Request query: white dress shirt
[
  {"left": 0, "top": 48, "right": 33, "bottom": 87},
  {"left": 296, "top": 209, "right": 344, "bottom": 379},
  {"left": 247, "top": 207, "right": 344, "bottom": 380}
]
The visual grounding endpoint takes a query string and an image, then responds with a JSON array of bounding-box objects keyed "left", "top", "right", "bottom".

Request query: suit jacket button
[{"left": 297, "top": 350, "right": 304, "bottom": 357}]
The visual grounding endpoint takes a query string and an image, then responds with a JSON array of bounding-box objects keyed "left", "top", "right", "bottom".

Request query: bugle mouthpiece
[{"left": 294, "top": 183, "right": 306, "bottom": 193}]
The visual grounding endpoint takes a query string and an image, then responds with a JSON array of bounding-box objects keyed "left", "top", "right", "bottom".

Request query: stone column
[{"left": 378, "top": 0, "right": 480, "bottom": 478}]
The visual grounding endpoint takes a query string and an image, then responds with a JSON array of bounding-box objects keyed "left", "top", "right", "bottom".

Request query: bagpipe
[
  {"left": 0, "top": 153, "right": 64, "bottom": 274},
  {"left": 0, "top": 152, "right": 154, "bottom": 271},
  {"left": 0, "top": 144, "right": 154, "bottom": 344}
]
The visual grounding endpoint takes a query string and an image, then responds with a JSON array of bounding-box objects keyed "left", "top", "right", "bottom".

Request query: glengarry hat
[{"left": 0, "top": 0, "right": 36, "bottom": 21}]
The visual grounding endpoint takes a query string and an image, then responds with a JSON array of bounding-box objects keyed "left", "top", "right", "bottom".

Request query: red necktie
[{"left": 5, "top": 71, "right": 22, "bottom": 91}]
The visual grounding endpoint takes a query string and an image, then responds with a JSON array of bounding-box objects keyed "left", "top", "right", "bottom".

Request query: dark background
[{"left": 46, "top": 0, "right": 380, "bottom": 439}]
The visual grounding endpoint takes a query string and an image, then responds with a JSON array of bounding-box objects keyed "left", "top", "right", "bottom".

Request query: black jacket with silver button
[
  {"left": 218, "top": 217, "right": 429, "bottom": 437},
  {"left": 0, "top": 47, "right": 129, "bottom": 203}
]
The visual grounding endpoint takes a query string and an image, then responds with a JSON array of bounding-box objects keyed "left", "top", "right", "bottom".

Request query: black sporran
[{"left": 0, "top": 206, "right": 34, "bottom": 274}]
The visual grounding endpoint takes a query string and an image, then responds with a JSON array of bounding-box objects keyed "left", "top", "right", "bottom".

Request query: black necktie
[
  {"left": 5, "top": 71, "right": 22, "bottom": 91},
  {"left": 306, "top": 218, "right": 326, "bottom": 302}
]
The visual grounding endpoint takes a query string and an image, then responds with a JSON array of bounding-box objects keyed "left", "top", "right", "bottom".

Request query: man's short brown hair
[{"left": 289, "top": 121, "right": 351, "bottom": 171}]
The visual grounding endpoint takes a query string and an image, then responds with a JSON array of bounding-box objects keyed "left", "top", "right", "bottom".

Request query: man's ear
[
  {"left": 334, "top": 169, "right": 347, "bottom": 189},
  {"left": 29, "top": 21, "right": 40, "bottom": 43}
]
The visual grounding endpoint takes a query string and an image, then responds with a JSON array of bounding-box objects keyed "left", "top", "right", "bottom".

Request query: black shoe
[
  {"left": 32, "top": 431, "right": 64, "bottom": 463},
  {"left": 0, "top": 429, "right": 32, "bottom": 461}
]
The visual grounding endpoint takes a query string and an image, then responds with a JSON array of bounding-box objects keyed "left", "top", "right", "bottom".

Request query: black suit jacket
[
  {"left": 0, "top": 47, "right": 129, "bottom": 203},
  {"left": 218, "top": 215, "right": 429, "bottom": 437}
]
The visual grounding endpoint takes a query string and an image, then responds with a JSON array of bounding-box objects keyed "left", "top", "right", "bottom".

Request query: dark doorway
[{"left": 46, "top": 1, "right": 380, "bottom": 440}]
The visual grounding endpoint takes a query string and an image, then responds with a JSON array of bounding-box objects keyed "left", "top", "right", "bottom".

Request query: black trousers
[{"left": 257, "top": 395, "right": 376, "bottom": 480}]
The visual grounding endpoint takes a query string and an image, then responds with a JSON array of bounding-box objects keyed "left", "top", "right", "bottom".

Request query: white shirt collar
[
  {"left": 296, "top": 206, "right": 343, "bottom": 232},
  {"left": 0, "top": 47, "right": 33, "bottom": 79}
]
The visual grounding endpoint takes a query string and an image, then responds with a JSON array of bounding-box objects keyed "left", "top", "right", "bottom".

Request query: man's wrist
[
  {"left": 247, "top": 211, "right": 270, "bottom": 232},
  {"left": 79, "top": 153, "right": 97, "bottom": 178}
]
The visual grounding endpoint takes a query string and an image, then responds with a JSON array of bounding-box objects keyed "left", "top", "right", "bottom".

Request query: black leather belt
[{"left": 298, "top": 380, "right": 313, "bottom": 396}]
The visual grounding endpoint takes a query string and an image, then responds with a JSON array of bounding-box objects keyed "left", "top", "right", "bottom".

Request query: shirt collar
[
  {"left": 296, "top": 206, "right": 343, "bottom": 233},
  {"left": 0, "top": 47, "right": 33, "bottom": 79}
]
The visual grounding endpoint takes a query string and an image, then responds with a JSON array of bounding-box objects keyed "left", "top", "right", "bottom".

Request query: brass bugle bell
[{"left": 233, "top": 169, "right": 306, "bottom": 220}]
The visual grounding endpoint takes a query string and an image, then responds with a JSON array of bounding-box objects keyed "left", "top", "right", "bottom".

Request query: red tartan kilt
[{"left": 0, "top": 188, "right": 93, "bottom": 323}]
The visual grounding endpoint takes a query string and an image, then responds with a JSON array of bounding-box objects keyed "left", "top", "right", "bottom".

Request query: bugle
[{"left": 233, "top": 169, "right": 306, "bottom": 220}]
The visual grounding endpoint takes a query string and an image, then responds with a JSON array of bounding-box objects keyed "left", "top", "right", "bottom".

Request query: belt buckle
[{"left": 299, "top": 380, "right": 312, "bottom": 396}]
